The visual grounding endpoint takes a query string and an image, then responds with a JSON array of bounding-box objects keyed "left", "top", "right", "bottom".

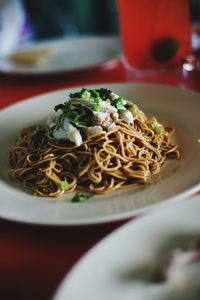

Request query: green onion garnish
[
  {"left": 72, "top": 192, "right": 94, "bottom": 203},
  {"left": 60, "top": 179, "right": 69, "bottom": 190}
]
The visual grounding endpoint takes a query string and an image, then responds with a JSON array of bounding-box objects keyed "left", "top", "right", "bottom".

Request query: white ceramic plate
[
  {"left": 0, "top": 83, "right": 200, "bottom": 225},
  {"left": 53, "top": 195, "right": 200, "bottom": 300},
  {"left": 0, "top": 36, "right": 121, "bottom": 75}
]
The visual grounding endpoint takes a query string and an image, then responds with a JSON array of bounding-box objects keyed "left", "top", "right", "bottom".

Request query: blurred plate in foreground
[{"left": 53, "top": 195, "right": 200, "bottom": 300}]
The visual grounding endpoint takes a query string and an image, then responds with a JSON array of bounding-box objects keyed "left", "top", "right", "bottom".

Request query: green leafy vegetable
[
  {"left": 69, "top": 88, "right": 112, "bottom": 101},
  {"left": 89, "top": 89, "right": 100, "bottom": 99},
  {"left": 72, "top": 192, "right": 94, "bottom": 203},
  {"left": 92, "top": 102, "right": 101, "bottom": 112},
  {"left": 91, "top": 96, "right": 101, "bottom": 112},
  {"left": 69, "top": 88, "right": 90, "bottom": 99},
  {"left": 60, "top": 179, "right": 69, "bottom": 190},
  {"left": 112, "top": 97, "right": 126, "bottom": 111},
  {"left": 52, "top": 88, "right": 130, "bottom": 135},
  {"left": 97, "top": 88, "right": 112, "bottom": 100},
  {"left": 54, "top": 101, "right": 94, "bottom": 128},
  {"left": 81, "top": 90, "right": 91, "bottom": 99},
  {"left": 54, "top": 103, "right": 66, "bottom": 111}
]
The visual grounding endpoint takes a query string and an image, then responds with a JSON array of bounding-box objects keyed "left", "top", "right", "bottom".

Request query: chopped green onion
[
  {"left": 97, "top": 88, "right": 112, "bottom": 100},
  {"left": 69, "top": 88, "right": 112, "bottom": 103},
  {"left": 72, "top": 192, "right": 94, "bottom": 203},
  {"left": 146, "top": 117, "right": 164, "bottom": 134},
  {"left": 90, "top": 89, "right": 100, "bottom": 99},
  {"left": 81, "top": 90, "right": 91, "bottom": 99},
  {"left": 92, "top": 102, "right": 101, "bottom": 112},
  {"left": 54, "top": 99, "right": 94, "bottom": 129},
  {"left": 69, "top": 88, "right": 89, "bottom": 99},
  {"left": 60, "top": 179, "right": 69, "bottom": 190},
  {"left": 91, "top": 96, "right": 101, "bottom": 112},
  {"left": 54, "top": 103, "right": 65, "bottom": 111},
  {"left": 112, "top": 97, "right": 126, "bottom": 111}
]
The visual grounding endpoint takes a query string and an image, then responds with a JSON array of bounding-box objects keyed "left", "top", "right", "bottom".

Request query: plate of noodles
[
  {"left": 0, "top": 36, "right": 121, "bottom": 76},
  {"left": 0, "top": 83, "right": 200, "bottom": 225},
  {"left": 53, "top": 195, "right": 200, "bottom": 300}
]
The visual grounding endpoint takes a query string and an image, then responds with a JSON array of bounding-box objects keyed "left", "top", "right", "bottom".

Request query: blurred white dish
[
  {"left": 0, "top": 83, "right": 200, "bottom": 225},
  {"left": 53, "top": 195, "right": 200, "bottom": 300},
  {"left": 0, "top": 36, "right": 121, "bottom": 75}
]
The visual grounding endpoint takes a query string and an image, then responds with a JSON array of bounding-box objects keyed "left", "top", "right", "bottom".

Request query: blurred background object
[
  {"left": 0, "top": 0, "right": 29, "bottom": 55},
  {"left": 0, "top": 0, "right": 199, "bottom": 55},
  {"left": 117, "top": 0, "right": 192, "bottom": 71},
  {"left": 190, "top": 0, "right": 200, "bottom": 23},
  {"left": 23, "top": 0, "right": 119, "bottom": 40},
  {"left": 190, "top": 0, "right": 200, "bottom": 54}
]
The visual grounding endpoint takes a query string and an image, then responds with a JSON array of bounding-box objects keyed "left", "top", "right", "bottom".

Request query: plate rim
[{"left": 1, "top": 81, "right": 200, "bottom": 113}]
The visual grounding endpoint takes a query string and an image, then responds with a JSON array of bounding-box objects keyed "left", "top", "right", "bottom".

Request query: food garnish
[{"left": 72, "top": 192, "right": 94, "bottom": 203}]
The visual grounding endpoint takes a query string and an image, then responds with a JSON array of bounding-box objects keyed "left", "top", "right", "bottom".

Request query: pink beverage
[{"left": 117, "top": 0, "right": 192, "bottom": 70}]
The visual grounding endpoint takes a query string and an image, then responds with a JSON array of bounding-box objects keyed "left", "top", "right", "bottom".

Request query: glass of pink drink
[{"left": 117, "top": 0, "right": 192, "bottom": 72}]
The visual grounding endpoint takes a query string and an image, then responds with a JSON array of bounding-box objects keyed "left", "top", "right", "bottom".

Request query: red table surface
[{"left": 0, "top": 59, "right": 199, "bottom": 300}]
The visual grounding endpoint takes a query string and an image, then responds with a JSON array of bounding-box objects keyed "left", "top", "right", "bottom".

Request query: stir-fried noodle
[{"left": 9, "top": 117, "right": 180, "bottom": 197}]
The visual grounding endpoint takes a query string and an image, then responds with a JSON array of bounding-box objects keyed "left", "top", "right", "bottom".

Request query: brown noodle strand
[{"left": 9, "top": 120, "right": 180, "bottom": 197}]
